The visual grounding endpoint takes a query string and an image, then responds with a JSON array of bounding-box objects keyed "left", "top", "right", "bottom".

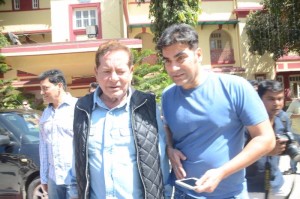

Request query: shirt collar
[
  {"left": 48, "top": 92, "right": 74, "bottom": 109},
  {"left": 92, "top": 87, "right": 132, "bottom": 111}
]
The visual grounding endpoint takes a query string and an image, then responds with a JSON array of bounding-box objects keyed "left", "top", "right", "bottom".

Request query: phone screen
[{"left": 180, "top": 178, "right": 197, "bottom": 186}]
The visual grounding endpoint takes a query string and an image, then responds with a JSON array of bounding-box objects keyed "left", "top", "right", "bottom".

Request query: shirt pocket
[
  {"left": 88, "top": 125, "right": 103, "bottom": 155},
  {"left": 111, "top": 127, "right": 134, "bottom": 147}
]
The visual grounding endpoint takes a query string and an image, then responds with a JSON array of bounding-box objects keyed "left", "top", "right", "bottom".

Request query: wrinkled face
[
  {"left": 40, "top": 78, "right": 62, "bottom": 104},
  {"left": 261, "top": 90, "right": 284, "bottom": 118},
  {"left": 95, "top": 50, "right": 133, "bottom": 100},
  {"left": 162, "top": 43, "right": 202, "bottom": 89}
]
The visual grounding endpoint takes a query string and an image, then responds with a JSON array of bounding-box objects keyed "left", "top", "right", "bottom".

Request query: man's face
[
  {"left": 261, "top": 90, "right": 285, "bottom": 118},
  {"left": 162, "top": 43, "right": 202, "bottom": 89},
  {"left": 22, "top": 102, "right": 29, "bottom": 109},
  {"left": 40, "top": 78, "right": 61, "bottom": 104},
  {"left": 95, "top": 50, "right": 133, "bottom": 100}
]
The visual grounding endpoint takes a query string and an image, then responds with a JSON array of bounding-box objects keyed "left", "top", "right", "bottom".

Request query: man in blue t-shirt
[
  {"left": 156, "top": 23, "right": 276, "bottom": 198},
  {"left": 246, "top": 80, "right": 294, "bottom": 198}
]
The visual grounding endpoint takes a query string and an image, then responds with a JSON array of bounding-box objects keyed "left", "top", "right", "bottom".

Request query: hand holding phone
[{"left": 175, "top": 177, "right": 198, "bottom": 190}]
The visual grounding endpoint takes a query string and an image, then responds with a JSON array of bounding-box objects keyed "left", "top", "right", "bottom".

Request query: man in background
[
  {"left": 88, "top": 82, "right": 98, "bottom": 93},
  {"left": 39, "top": 69, "right": 77, "bottom": 199},
  {"left": 246, "top": 80, "right": 293, "bottom": 199},
  {"left": 22, "top": 99, "right": 32, "bottom": 110}
]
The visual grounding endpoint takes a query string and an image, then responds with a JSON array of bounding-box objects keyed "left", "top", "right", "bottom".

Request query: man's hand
[
  {"left": 194, "top": 168, "right": 225, "bottom": 193},
  {"left": 268, "top": 137, "right": 287, "bottom": 155},
  {"left": 167, "top": 146, "right": 187, "bottom": 179}
]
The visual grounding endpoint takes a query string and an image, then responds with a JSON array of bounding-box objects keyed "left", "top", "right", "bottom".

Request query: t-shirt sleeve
[{"left": 232, "top": 77, "right": 269, "bottom": 126}]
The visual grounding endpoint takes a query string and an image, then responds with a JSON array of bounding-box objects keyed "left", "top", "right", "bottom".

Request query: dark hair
[
  {"left": 257, "top": 80, "right": 283, "bottom": 98},
  {"left": 90, "top": 82, "right": 98, "bottom": 89},
  {"left": 38, "top": 69, "right": 67, "bottom": 91},
  {"left": 248, "top": 79, "right": 259, "bottom": 87},
  {"left": 156, "top": 23, "right": 199, "bottom": 54},
  {"left": 95, "top": 40, "right": 133, "bottom": 68}
]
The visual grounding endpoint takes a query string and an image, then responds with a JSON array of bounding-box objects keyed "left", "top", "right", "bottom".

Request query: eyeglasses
[{"left": 23, "top": 103, "right": 28, "bottom": 106}]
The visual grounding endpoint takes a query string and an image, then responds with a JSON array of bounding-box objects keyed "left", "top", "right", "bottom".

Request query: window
[
  {"left": 74, "top": 9, "right": 97, "bottom": 29},
  {"left": 210, "top": 33, "right": 222, "bottom": 49},
  {"left": 13, "top": 0, "right": 39, "bottom": 10},
  {"left": 13, "top": 0, "right": 20, "bottom": 10},
  {"left": 32, "top": 0, "right": 39, "bottom": 9},
  {"left": 276, "top": 75, "right": 284, "bottom": 87},
  {"left": 136, "top": 0, "right": 150, "bottom": 2},
  {"left": 255, "top": 74, "right": 266, "bottom": 82},
  {"left": 289, "top": 75, "right": 300, "bottom": 98}
]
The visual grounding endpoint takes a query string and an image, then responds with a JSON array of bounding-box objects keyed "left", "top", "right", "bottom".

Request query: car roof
[{"left": 0, "top": 109, "right": 42, "bottom": 115}]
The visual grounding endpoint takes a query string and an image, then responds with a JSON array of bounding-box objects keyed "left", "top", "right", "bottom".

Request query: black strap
[{"left": 264, "top": 157, "right": 271, "bottom": 199}]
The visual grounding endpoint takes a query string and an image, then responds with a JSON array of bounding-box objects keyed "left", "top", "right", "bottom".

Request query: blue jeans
[
  {"left": 48, "top": 178, "right": 71, "bottom": 199},
  {"left": 289, "top": 133, "right": 300, "bottom": 172},
  {"left": 173, "top": 188, "right": 249, "bottom": 199}
]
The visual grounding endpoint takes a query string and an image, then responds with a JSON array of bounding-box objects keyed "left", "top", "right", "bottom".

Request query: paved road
[{"left": 279, "top": 155, "right": 300, "bottom": 199}]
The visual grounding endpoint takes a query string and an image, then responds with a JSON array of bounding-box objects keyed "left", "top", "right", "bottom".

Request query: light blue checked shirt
[{"left": 39, "top": 94, "right": 77, "bottom": 185}]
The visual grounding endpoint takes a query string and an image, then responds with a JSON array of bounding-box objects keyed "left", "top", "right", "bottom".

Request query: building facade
[{"left": 0, "top": 0, "right": 300, "bottom": 104}]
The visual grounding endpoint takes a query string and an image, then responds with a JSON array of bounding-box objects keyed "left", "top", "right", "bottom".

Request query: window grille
[
  {"left": 32, "top": 0, "right": 39, "bottom": 9},
  {"left": 14, "top": 0, "right": 20, "bottom": 10}
]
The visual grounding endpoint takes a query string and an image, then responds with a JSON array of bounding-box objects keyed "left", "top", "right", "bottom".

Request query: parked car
[{"left": 0, "top": 109, "right": 47, "bottom": 199}]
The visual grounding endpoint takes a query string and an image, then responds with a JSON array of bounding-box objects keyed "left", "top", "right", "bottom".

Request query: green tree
[
  {"left": 245, "top": 0, "right": 300, "bottom": 60},
  {"left": 0, "top": 79, "right": 23, "bottom": 109},
  {"left": 147, "top": 0, "right": 201, "bottom": 43},
  {"left": 132, "top": 49, "right": 172, "bottom": 102},
  {"left": 0, "top": 33, "right": 19, "bottom": 109},
  {"left": 0, "top": 0, "right": 5, "bottom": 5},
  {"left": 0, "top": 32, "right": 9, "bottom": 47},
  {"left": 0, "top": 32, "right": 24, "bottom": 109}
]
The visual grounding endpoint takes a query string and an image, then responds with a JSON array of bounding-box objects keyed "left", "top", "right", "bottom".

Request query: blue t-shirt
[{"left": 162, "top": 72, "right": 269, "bottom": 198}]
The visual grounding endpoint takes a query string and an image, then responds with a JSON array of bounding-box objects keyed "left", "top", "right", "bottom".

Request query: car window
[{"left": 0, "top": 112, "right": 40, "bottom": 143}]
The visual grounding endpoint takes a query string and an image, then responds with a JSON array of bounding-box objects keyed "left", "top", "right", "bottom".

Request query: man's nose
[
  {"left": 166, "top": 63, "right": 180, "bottom": 72},
  {"left": 110, "top": 71, "right": 119, "bottom": 81}
]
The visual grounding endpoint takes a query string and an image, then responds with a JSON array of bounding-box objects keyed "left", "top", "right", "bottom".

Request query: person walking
[
  {"left": 70, "top": 40, "right": 171, "bottom": 199},
  {"left": 38, "top": 69, "right": 77, "bottom": 199},
  {"left": 156, "top": 23, "right": 275, "bottom": 198}
]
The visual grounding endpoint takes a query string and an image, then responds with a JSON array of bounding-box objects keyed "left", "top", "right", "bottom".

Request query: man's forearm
[{"left": 164, "top": 125, "right": 174, "bottom": 148}]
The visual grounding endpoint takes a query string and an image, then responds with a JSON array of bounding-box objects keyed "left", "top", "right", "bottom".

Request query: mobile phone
[{"left": 175, "top": 177, "right": 198, "bottom": 190}]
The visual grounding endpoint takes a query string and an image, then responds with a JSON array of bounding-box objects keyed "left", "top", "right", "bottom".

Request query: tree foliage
[
  {"left": 0, "top": 32, "right": 26, "bottom": 109},
  {"left": 147, "top": 0, "right": 201, "bottom": 43},
  {"left": 132, "top": 49, "right": 172, "bottom": 102},
  {"left": 0, "top": 79, "right": 22, "bottom": 109},
  {"left": 0, "top": 33, "right": 9, "bottom": 75},
  {"left": 245, "top": 0, "right": 300, "bottom": 60}
]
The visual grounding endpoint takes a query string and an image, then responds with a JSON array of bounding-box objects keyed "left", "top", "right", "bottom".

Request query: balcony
[{"left": 210, "top": 48, "right": 235, "bottom": 64}]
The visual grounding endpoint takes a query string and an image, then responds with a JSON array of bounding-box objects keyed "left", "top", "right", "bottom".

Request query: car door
[{"left": 0, "top": 117, "right": 23, "bottom": 199}]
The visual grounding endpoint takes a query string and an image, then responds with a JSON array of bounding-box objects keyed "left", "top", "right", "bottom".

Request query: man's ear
[
  {"left": 195, "top": 48, "right": 203, "bottom": 63},
  {"left": 129, "top": 65, "right": 134, "bottom": 73},
  {"left": 58, "top": 82, "right": 62, "bottom": 87}
]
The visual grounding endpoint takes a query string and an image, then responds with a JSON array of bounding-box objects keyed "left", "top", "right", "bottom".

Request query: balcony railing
[{"left": 210, "top": 48, "right": 235, "bottom": 64}]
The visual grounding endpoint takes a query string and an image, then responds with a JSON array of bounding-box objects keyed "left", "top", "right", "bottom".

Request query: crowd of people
[{"left": 36, "top": 23, "right": 299, "bottom": 199}]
